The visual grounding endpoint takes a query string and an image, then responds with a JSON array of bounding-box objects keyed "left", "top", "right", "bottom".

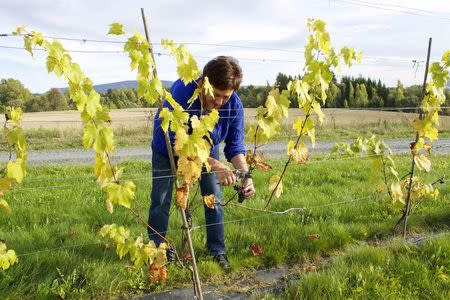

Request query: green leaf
[
  {"left": 107, "top": 180, "right": 136, "bottom": 209},
  {"left": 442, "top": 50, "right": 450, "bottom": 66},
  {"left": 82, "top": 122, "right": 97, "bottom": 148},
  {"left": 159, "top": 108, "right": 172, "bottom": 132},
  {"left": 108, "top": 23, "right": 125, "bottom": 35},
  {"left": 72, "top": 91, "right": 88, "bottom": 112},
  {"left": 93, "top": 125, "right": 114, "bottom": 153},
  {"left": 86, "top": 91, "right": 101, "bottom": 117}
]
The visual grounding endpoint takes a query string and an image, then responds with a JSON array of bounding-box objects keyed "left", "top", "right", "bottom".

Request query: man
[{"left": 148, "top": 56, "right": 255, "bottom": 270}]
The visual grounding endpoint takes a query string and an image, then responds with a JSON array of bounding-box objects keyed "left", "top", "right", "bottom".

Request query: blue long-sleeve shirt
[{"left": 152, "top": 79, "right": 246, "bottom": 161}]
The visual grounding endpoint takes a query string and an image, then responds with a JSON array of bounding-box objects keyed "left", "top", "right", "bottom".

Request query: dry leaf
[
  {"left": 106, "top": 199, "right": 114, "bottom": 214},
  {"left": 250, "top": 243, "right": 264, "bottom": 256},
  {"left": 256, "top": 161, "right": 272, "bottom": 171},
  {"left": 176, "top": 185, "right": 189, "bottom": 209},
  {"left": 147, "top": 263, "right": 168, "bottom": 283},
  {"left": 203, "top": 194, "right": 215, "bottom": 209},
  {"left": 306, "top": 234, "right": 320, "bottom": 239}
]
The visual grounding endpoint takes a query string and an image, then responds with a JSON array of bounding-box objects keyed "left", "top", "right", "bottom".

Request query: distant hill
[{"left": 59, "top": 80, "right": 174, "bottom": 93}]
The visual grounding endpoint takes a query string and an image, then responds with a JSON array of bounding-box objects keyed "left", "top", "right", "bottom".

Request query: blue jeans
[{"left": 148, "top": 144, "right": 226, "bottom": 255}]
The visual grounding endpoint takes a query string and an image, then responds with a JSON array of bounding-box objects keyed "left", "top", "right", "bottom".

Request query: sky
[{"left": 1, "top": 0, "right": 449, "bottom": 93}]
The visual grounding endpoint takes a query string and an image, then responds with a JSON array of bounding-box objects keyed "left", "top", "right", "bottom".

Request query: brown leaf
[
  {"left": 69, "top": 230, "right": 78, "bottom": 238},
  {"left": 256, "top": 161, "right": 272, "bottom": 171},
  {"left": 106, "top": 199, "right": 114, "bottom": 214},
  {"left": 203, "top": 194, "right": 215, "bottom": 209},
  {"left": 250, "top": 243, "right": 264, "bottom": 256},
  {"left": 181, "top": 251, "right": 192, "bottom": 263},
  {"left": 147, "top": 263, "right": 168, "bottom": 283},
  {"left": 306, "top": 234, "right": 320, "bottom": 239},
  {"left": 424, "top": 142, "right": 432, "bottom": 155},
  {"left": 176, "top": 184, "right": 189, "bottom": 209},
  {"left": 246, "top": 150, "right": 271, "bottom": 171},
  {"left": 302, "top": 263, "right": 318, "bottom": 272}
]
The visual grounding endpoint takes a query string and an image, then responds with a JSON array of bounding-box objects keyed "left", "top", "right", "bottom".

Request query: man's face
[{"left": 202, "top": 87, "right": 233, "bottom": 111}]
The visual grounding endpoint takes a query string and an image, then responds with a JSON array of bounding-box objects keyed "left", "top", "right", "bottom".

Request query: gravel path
[{"left": 1, "top": 138, "right": 449, "bottom": 165}]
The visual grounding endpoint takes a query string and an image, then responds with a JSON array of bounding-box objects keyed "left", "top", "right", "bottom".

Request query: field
[
  {"left": 1, "top": 108, "right": 450, "bottom": 151},
  {"left": 0, "top": 107, "right": 449, "bottom": 299},
  {"left": 0, "top": 155, "right": 448, "bottom": 298}
]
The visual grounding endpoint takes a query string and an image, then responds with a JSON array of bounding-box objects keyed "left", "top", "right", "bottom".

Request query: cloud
[{"left": 1, "top": 0, "right": 449, "bottom": 92}]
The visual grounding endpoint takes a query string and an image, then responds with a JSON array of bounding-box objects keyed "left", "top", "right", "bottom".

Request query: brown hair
[{"left": 203, "top": 56, "right": 242, "bottom": 90}]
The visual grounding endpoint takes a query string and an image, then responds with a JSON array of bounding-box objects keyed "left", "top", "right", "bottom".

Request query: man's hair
[{"left": 203, "top": 56, "right": 242, "bottom": 90}]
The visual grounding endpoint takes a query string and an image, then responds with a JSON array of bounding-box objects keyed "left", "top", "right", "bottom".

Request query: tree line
[
  {"left": 239, "top": 73, "right": 450, "bottom": 113},
  {"left": 1, "top": 75, "right": 449, "bottom": 113}
]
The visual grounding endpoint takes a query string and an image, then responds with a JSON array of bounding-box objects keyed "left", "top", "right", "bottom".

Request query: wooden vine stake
[
  {"left": 395, "top": 37, "right": 432, "bottom": 237},
  {"left": 140, "top": 8, "right": 203, "bottom": 299}
]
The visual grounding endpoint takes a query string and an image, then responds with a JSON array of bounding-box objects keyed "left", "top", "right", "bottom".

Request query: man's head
[{"left": 201, "top": 56, "right": 242, "bottom": 110}]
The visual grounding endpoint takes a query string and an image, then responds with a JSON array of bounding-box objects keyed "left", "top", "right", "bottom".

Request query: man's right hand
[
  {"left": 215, "top": 164, "right": 237, "bottom": 186},
  {"left": 208, "top": 157, "right": 237, "bottom": 186}
]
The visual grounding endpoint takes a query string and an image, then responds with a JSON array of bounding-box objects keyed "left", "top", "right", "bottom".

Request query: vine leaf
[
  {"left": 287, "top": 140, "right": 309, "bottom": 164},
  {"left": 414, "top": 155, "right": 431, "bottom": 172},
  {"left": 108, "top": 23, "right": 125, "bottom": 35},
  {"left": 268, "top": 175, "right": 283, "bottom": 198},
  {"left": 203, "top": 194, "right": 215, "bottom": 209},
  {"left": 107, "top": 181, "right": 136, "bottom": 209},
  {"left": 176, "top": 185, "right": 189, "bottom": 209},
  {"left": 249, "top": 243, "right": 264, "bottom": 256}
]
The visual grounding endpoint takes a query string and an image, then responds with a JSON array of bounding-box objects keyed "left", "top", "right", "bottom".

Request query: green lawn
[{"left": 0, "top": 155, "right": 448, "bottom": 299}]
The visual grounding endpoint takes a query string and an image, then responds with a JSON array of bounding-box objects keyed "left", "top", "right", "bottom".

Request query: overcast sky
[{"left": 1, "top": 0, "right": 449, "bottom": 93}]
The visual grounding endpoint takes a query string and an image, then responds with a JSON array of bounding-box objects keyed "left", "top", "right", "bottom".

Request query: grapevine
[
  {"left": 331, "top": 49, "right": 449, "bottom": 235},
  {"left": 13, "top": 26, "right": 171, "bottom": 275},
  {"left": 244, "top": 19, "right": 361, "bottom": 208},
  {"left": 0, "top": 107, "right": 27, "bottom": 270}
]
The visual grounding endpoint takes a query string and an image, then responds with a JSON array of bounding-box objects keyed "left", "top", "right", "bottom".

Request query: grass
[
  {"left": 0, "top": 155, "right": 448, "bottom": 298},
  {"left": 274, "top": 232, "right": 450, "bottom": 299}
]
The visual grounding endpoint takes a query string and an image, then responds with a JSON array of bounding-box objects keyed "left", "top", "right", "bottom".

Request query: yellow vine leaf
[
  {"left": 108, "top": 23, "right": 125, "bottom": 35},
  {"left": 390, "top": 181, "right": 404, "bottom": 205},
  {"left": 176, "top": 185, "right": 189, "bottom": 209},
  {"left": 0, "top": 199, "right": 12, "bottom": 214},
  {"left": 269, "top": 175, "right": 283, "bottom": 198},
  {"left": 6, "top": 159, "right": 25, "bottom": 184},
  {"left": 414, "top": 155, "right": 431, "bottom": 173},
  {"left": 177, "top": 156, "right": 202, "bottom": 185},
  {"left": 107, "top": 180, "right": 136, "bottom": 209},
  {"left": 287, "top": 140, "right": 309, "bottom": 164},
  {"left": 0, "top": 242, "right": 17, "bottom": 270},
  {"left": 203, "top": 194, "right": 215, "bottom": 209}
]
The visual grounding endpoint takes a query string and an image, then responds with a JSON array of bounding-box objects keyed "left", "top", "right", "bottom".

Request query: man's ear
[{"left": 197, "top": 78, "right": 204, "bottom": 88}]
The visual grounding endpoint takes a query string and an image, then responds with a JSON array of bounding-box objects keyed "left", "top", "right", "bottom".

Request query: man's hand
[
  {"left": 208, "top": 157, "right": 237, "bottom": 186},
  {"left": 215, "top": 164, "right": 237, "bottom": 186},
  {"left": 241, "top": 177, "right": 255, "bottom": 198}
]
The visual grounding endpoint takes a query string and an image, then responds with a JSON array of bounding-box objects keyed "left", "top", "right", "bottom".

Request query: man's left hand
[{"left": 241, "top": 177, "right": 255, "bottom": 198}]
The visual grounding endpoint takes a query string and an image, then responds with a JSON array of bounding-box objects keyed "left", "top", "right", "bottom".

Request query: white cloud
[{"left": 1, "top": 0, "right": 449, "bottom": 92}]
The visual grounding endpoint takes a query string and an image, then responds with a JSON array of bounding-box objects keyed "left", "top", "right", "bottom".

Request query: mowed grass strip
[
  {"left": 0, "top": 155, "right": 448, "bottom": 298},
  {"left": 275, "top": 232, "right": 450, "bottom": 299}
]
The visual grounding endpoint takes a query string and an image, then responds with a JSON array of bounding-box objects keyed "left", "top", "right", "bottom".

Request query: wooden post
[
  {"left": 140, "top": 8, "right": 203, "bottom": 299},
  {"left": 401, "top": 37, "right": 432, "bottom": 238}
]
